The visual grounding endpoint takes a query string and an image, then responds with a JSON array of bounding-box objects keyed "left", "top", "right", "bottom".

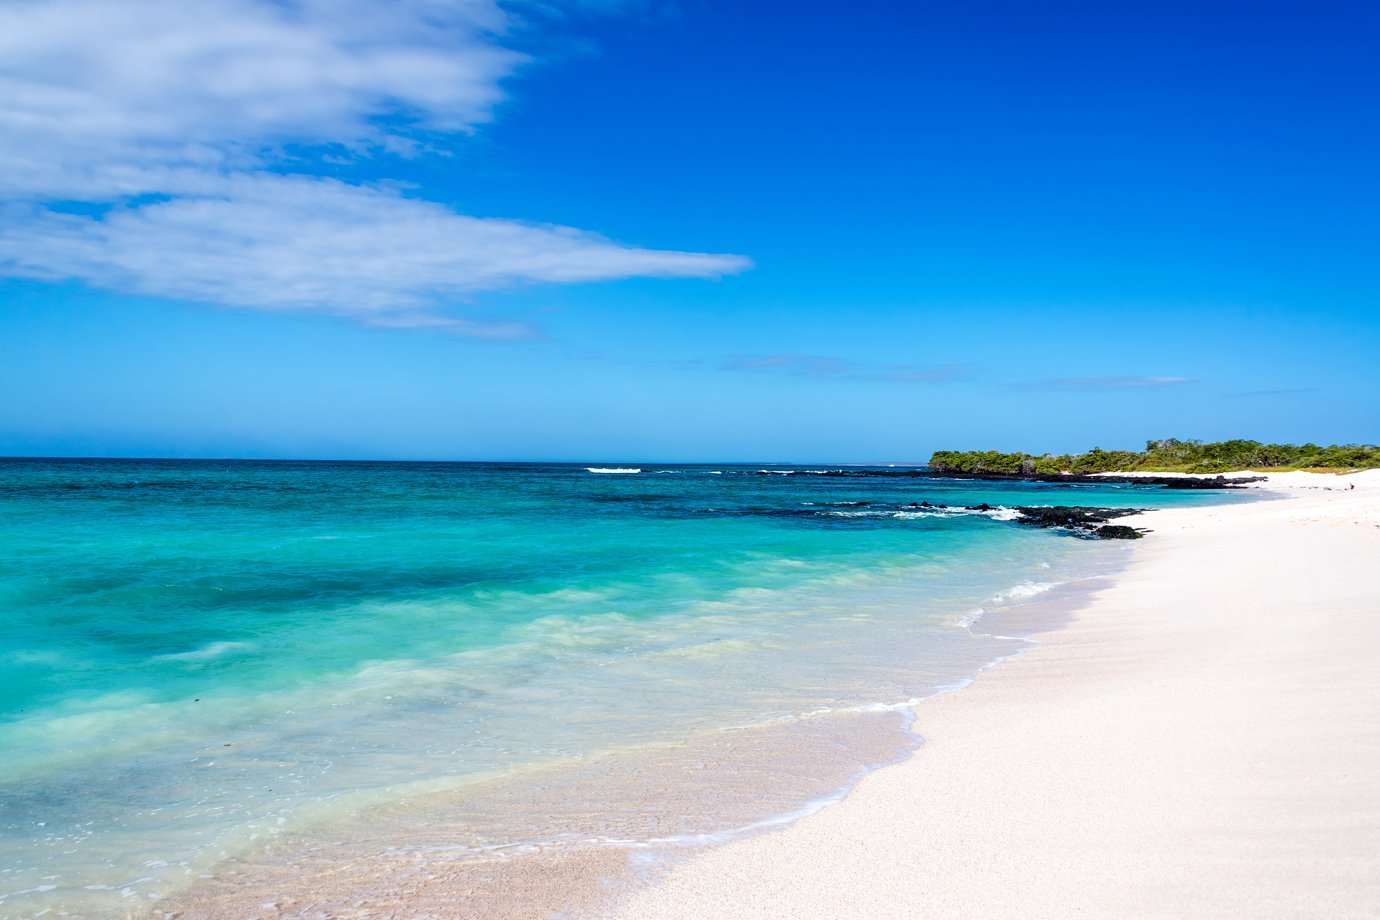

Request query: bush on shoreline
[{"left": 928, "top": 439, "right": 1380, "bottom": 475}]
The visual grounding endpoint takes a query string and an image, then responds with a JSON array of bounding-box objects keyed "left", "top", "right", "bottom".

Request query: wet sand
[{"left": 156, "top": 705, "right": 916, "bottom": 918}]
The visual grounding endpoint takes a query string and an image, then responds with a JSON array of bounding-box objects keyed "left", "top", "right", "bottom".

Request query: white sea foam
[
  {"left": 822, "top": 505, "right": 1021, "bottom": 522},
  {"left": 989, "top": 581, "right": 1055, "bottom": 603},
  {"left": 153, "top": 641, "right": 256, "bottom": 663},
  {"left": 950, "top": 607, "right": 988, "bottom": 628},
  {"left": 948, "top": 577, "right": 1067, "bottom": 630},
  {"left": 586, "top": 467, "right": 641, "bottom": 474}
]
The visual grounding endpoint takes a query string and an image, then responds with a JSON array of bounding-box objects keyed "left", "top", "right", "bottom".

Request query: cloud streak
[
  {"left": 0, "top": 175, "right": 750, "bottom": 325},
  {"left": 721, "top": 355, "right": 970, "bottom": 384},
  {"left": 0, "top": 0, "right": 750, "bottom": 334},
  {"left": 722, "top": 354, "right": 857, "bottom": 377},
  {"left": 1225, "top": 387, "right": 1317, "bottom": 398},
  {"left": 1024, "top": 375, "right": 1195, "bottom": 391}
]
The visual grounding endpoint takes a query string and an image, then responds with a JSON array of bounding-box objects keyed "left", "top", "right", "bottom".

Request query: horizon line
[{"left": 0, "top": 454, "right": 935, "bottom": 467}]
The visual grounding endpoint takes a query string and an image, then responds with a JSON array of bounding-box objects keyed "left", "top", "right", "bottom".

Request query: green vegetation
[{"left": 928, "top": 439, "right": 1380, "bottom": 475}]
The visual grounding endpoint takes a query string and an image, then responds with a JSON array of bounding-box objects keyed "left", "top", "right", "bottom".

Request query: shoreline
[
  {"left": 613, "top": 472, "right": 1380, "bottom": 918},
  {"left": 145, "top": 473, "right": 1373, "bottom": 918},
  {"left": 151, "top": 511, "right": 1131, "bottom": 918},
  {"left": 156, "top": 573, "right": 1116, "bottom": 919}
]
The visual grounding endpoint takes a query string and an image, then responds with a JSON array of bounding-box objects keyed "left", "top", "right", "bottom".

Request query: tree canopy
[{"left": 928, "top": 439, "right": 1380, "bottom": 475}]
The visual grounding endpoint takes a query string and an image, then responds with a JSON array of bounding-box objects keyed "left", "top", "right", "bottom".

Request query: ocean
[{"left": 0, "top": 459, "right": 1248, "bottom": 916}]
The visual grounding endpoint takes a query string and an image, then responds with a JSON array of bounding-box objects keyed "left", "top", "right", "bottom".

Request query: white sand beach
[{"left": 616, "top": 472, "right": 1380, "bottom": 919}]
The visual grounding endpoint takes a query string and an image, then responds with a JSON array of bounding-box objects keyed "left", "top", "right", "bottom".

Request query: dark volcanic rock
[
  {"left": 1068, "top": 474, "right": 1260, "bottom": 490},
  {"left": 1093, "top": 525, "right": 1145, "bottom": 540},
  {"left": 1001, "top": 505, "right": 1150, "bottom": 539},
  {"left": 1012, "top": 505, "right": 1142, "bottom": 529}
]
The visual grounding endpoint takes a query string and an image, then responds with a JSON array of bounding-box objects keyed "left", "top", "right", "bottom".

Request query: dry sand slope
[{"left": 615, "top": 472, "right": 1380, "bottom": 919}]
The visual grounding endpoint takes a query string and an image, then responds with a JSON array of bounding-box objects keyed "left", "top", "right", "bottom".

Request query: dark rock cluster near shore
[
  {"left": 1009, "top": 505, "right": 1147, "bottom": 539},
  {"left": 909, "top": 501, "right": 1149, "bottom": 539}
]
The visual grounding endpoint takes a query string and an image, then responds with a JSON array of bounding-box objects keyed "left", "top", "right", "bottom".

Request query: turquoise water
[{"left": 0, "top": 460, "right": 1245, "bottom": 915}]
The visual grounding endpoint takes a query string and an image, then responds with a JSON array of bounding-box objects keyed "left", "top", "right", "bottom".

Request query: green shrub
[{"left": 928, "top": 439, "right": 1380, "bottom": 474}]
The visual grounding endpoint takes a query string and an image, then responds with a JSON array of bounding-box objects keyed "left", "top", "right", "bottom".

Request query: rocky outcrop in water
[
  {"left": 1010, "top": 505, "right": 1147, "bottom": 539},
  {"left": 903, "top": 502, "right": 1148, "bottom": 538},
  {"left": 1092, "top": 524, "right": 1145, "bottom": 539}
]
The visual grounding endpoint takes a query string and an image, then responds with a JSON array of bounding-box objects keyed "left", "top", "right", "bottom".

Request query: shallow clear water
[{"left": 0, "top": 459, "right": 1246, "bottom": 916}]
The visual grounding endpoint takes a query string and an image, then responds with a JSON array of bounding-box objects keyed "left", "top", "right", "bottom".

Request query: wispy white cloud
[
  {"left": 1226, "top": 387, "right": 1316, "bottom": 398},
  {"left": 880, "top": 363, "right": 970, "bottom": 383},
  {"left": 0, "top": 0, "right": 749, "bottom": 334},
  {"left": 721, "top": 355, "right": 970, "bottom": 384},
  {"left": 355, "top": 312, "right": 542, "bottom": 341},
  {"left": 0, "top": 175, "right": 749, "bottom": 325},
  {"left": 1026, "top": 375, "right": 1195, "bottom": 391},
  {"left": 0, "top": 0, "right": 521, "bottom": 200},
  {"left": 722, "top": 354, "right": 858, "bottom": 377}
]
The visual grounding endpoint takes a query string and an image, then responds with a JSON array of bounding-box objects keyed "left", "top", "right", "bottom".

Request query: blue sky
[{"left": 1, "top": 0, "right": 1376, "bottom": 462}]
